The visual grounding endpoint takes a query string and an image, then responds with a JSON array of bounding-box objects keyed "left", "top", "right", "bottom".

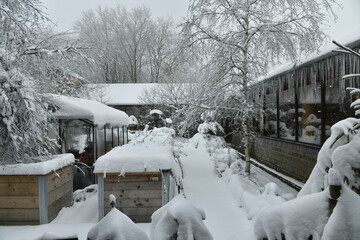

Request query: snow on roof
[
  {"left": 257, "top": 31, "right": 360, "bottom": 82},
  {"left": 0, "top": 154, "right": 75, "bottom": 175},
  {"left": 45, "top": 94, "right": 129, "bottom": 128},
  {"left": 88, "top": 83, "right": 164, "bottom": 106},
  {"left": 94, "top": 141, "right": 174, "bottom": 174}
]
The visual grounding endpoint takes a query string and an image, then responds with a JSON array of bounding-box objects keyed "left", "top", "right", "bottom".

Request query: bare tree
[
  {"left": 184, "top": 0, "right": 337, "bottom": 173},
  {"left": 75, "top": 5, "right": 183, "bottom": 84}
]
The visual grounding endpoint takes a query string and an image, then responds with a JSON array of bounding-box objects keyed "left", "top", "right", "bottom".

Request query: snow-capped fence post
[
  {"left": 328, "top": 184, "right": 341, "bottom": 216},
  {"left": 328, "top": 169, "right": 342, "bottom": 217}
]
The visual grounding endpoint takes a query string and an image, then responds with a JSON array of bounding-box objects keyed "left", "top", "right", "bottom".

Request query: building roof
[
  {"left": 257, "top": 31, "right": 360, "bottom": 82},
  {"left": 88, "top": 83, "right": 164, "bottom": 106},
  {"left": 45, "top": 94, "right": 129, "bottom": 128}
]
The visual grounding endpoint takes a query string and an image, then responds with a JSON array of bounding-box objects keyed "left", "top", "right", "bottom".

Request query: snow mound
[
  {"left": 87, "top": 208, "right": 149, "bottom": 240},
  {"left": 52, "top": 184, "right": 98, "bottom": 224},
  {"left": 197, "top": 121, "right": 224, "bottom": 135},
  {"left": 229, "top": 175, "right": 286, "bottom": 220},
  {"left": 255, "top": 190, "right": 329, "bottom": 240},
  {"left": 322, "top": 184, "right": 360, "bottom": 239},
  {"left": 94, "top": 141, "right": 174, "bottom": 174},
  {"left": 95, "top": 127, "right": 176, "bottom": 174},
  {"left": 144, "top": 127, "right": 176, "bottom": 145},
  {"left": 150, "top": 195, "right": 213, "bottom": 240},
  {"left": 189, "top": 133, "right": 226, "bottom": 151},
  {"left": 128, "top": 115, "right": 139, "bottom": 125},
  {"left": 0, "top": 154, "right": 75, "bottom": 175}
]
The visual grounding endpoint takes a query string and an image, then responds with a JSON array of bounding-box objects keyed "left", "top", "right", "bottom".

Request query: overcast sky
[{"left": 41, "top": 0, "right": 360, "bottom": 42}]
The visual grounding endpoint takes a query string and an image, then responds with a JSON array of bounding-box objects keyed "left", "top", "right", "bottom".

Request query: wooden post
[
  {"left": 98, "top": 175, "right": 104, "bottom": 220},
  {"left": 328, "top": 184, "right": 341, "bottom": 216},
  {"left": 162, "top": 170, "right": 171, "bottom": 205},
  {"left": 38, "top": 176, "right": 48, "bottom": 224}
]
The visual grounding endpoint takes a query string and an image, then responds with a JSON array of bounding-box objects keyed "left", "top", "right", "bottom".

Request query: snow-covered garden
[{"left": 1, "top": 0, "right": 360, "bottom": 239}]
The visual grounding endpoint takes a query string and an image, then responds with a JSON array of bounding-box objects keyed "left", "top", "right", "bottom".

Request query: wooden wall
[
  {"left": 0, "top": 165, "right": 73, "bottom": 225},
  {"left": 0, "top": 175, "right": 40, "bottom": 225},
  {"left": 46, "top": 165, "right": 73, "bottom": 222},
  {"left": 103, "top": 174, "right": 163, "bottom": 223}
]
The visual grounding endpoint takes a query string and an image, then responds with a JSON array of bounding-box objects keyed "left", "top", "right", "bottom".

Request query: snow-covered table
[
  {"left": 94, "top": 142, "right": 174, "bottom": 223},
  {"left": 0, "top": 154, "right": 75, "bottom": 225}
]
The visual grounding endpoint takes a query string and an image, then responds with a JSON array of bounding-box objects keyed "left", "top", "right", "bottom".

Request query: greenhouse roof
[{"left": 45, "top": 94, "right": 129, "bottom": 128}]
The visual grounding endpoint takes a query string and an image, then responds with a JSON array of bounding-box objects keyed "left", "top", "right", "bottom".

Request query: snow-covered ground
[
  {"left": 181, "top": 145, "right": 256, "bottom": 239},
  {"left": 0, "top": 132, "right": 298, "bottom": 240}
]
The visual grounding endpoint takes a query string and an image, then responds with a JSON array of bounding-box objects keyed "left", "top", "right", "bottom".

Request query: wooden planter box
[
  {"left": 0, "top": 155, "right": 74, "bottom": 225},
  {"left": 97, "top": 170, "right": 171, "bottom": 223}
]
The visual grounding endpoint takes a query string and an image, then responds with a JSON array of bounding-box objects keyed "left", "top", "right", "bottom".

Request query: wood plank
[
  {"left": 104, "top": 174, "right": 162, "bottom": 182},
  {"left": 46, "top": 166, "right": 72, "bottom": 192},
  {"left": 100, "top": 172, "right": 164, "bottom": 177},
  {"left": 104, "top": 189, "right": 162, "bottom": 199},
  {"left": 104, "top": 181, "right": 162, "bottom": 191},
  {"left": 0, "top": 182, "right": 38, "bottom": 196},
  {"left": 0, "top": 221, "right": 39, "bottom": 226},
  {"left": 104, "top": 198, "right": 162, "bottom": 208},
  {"left": 0, "top": 208, "right": 39, "bottom": 222},
  {"left": 0, "top": 175, "right": 38, "bottom": 183},
  {"left": 0, "top": 196, "right": 39, "bottom": 209},
  {"left": 47, "top": 180, "right": 72, "bottom": 205},
  {"left": 104, "top": 206, "right": 159, "bottom": 216},
  {"left": 48, "top": 191, "right": 72, "bottom": 222}
]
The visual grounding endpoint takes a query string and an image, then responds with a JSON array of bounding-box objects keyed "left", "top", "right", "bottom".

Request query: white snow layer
[
  {"left": 150, "top": 195, "right": 213, "bottom": 240},
  {"left": 322, "top": 184, "right": 360, "bottom": 240},
  {"left": 150, "top": 109, "right": 163, "bottom": 115},
  {"left": 87, "top": 208, "right": 149, "bottom": 240},
  {"left": 128, "top": 115, "right": 139, "bottom": 125},
  {"left": 44, "top": 94, "right": 129, "bottom": 128},
  {"left": 94, "top": 141, "right": 174, "bottom": 174},
  {"left": 255, "top": 190, "right": 329, "bottom": 240},
  {"left": 0, "top": 154, "right": 74, "bottom": 175}
]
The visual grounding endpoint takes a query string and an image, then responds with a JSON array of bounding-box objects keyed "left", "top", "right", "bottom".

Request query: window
[
  {"left": 263, "top": 80, "right": 278, "bottom": 137},
  {"left": 279, "top": 74, "right": 296, "bottom": 140}
]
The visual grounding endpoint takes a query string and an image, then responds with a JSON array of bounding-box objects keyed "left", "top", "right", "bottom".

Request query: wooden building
[
  {"left": 0, "top": 154, "right": 74, "bottom": 225},
  {"left": 94, "top": 139, "right": 175, "bottom": 223},
  {"left": 247, "top": 37, "right": 360, "bottom": 183}
]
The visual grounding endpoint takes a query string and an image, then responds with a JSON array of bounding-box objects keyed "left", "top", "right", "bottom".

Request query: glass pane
[
  {"left": 298, "top": 65, "right": 321, "bottom": 145},
  {"left": 263, "top": 80, "right": 278, "bottom": 137},
  {"left": 61, "top": 119, "right": 94, "bottom": 165},
  {"left": 279, "top": 74, "right": 296, "bottom": 140}
]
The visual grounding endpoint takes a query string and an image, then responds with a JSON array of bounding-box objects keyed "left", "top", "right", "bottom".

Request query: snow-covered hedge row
[{"left": 255, "top": 117, "right": 360, "bottom": 239}]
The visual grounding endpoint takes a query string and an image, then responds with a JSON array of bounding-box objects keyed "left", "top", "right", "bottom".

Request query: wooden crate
[
  {"left": 0, "top": 165, "right": 73, "bottom": 225},
  {"left": 97, "top": 171, "right": 171, "bottom": 223}
]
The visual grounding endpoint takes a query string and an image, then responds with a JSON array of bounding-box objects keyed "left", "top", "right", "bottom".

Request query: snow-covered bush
[
  {"left": 299, "top": 118, "right": 360, "bottom": 196},
  {"left": 87, "top": 207, "right": 149, "bottom": 240},
  {"left": 189, "top": 122, "right": 226, "bottom": 151},
  {"left": 150, "top": 195, "right": 213, "bottom": 240},
  {"left": 0, "top": 65, "right": 56, "bottom": 164},
  {"left": 255, "top": 190, "right": 329, "bottom": 240}
]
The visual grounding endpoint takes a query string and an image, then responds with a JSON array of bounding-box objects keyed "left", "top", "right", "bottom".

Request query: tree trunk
[{"left": 244, "top": 123, "right": 251, "bottom": 173}]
